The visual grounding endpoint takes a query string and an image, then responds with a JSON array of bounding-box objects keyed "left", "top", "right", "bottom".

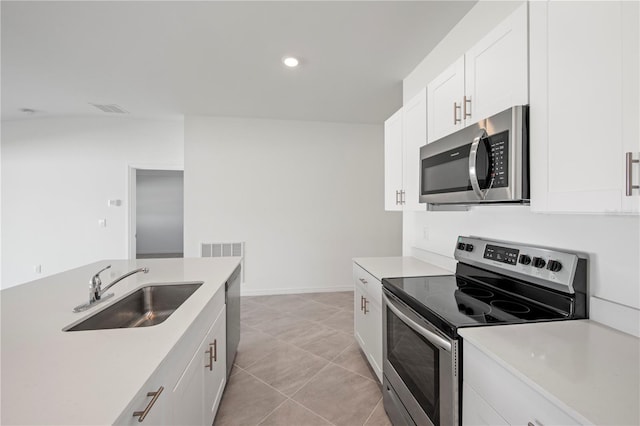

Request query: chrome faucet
[{"left": 74, "top": 265, "right": 149, "bottom": 313}]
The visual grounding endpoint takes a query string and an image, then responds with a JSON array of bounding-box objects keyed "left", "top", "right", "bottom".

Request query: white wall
[
  {"left": 184, "top": 116, "right": 402, "bottom": 295},
  {"left": 402, "top": 2, "right": 640, "bottom": 316},
  {"left": 136, "top": 170, "right": 184, "bottom": 255},
  {"left": 1, "top": 116, "right": 184, "bottom": 288}
]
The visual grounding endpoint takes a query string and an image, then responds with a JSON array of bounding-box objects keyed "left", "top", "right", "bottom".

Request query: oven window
[{"left": 387, "top": 307, "right": 440, "bottom": 424}]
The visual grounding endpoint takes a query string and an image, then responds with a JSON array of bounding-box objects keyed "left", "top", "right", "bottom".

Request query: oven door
[{"left": 382, "top": 290, "right": 458, "bottom": 426}]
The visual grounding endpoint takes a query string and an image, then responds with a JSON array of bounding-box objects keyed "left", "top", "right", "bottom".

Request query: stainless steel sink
[{"left": 65, "top": 282, "right": 203, "bottom": 331}]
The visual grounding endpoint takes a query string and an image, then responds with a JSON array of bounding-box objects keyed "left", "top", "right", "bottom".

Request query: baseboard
[
  {"left": 241, "top": 285, "right": 354, "bottom": 297},
  {"left": 590, "top": 296, "right": 640, "bottom": 338}
]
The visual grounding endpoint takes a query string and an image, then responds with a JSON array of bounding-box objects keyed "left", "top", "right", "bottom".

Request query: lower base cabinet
[
  {"left": 172, "top": 306, "right": 226, "bottom": 425},
  {"left": 114, "top": 287, "right": 228, "bottom": 425},
  {"left": 463, "top": 341, "right": 581, "bottom": 426},
  {"left": 353, "top": 263, "right": 383, "bottom": 383}
]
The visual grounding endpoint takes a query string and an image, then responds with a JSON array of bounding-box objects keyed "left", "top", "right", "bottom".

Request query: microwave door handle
[
  {"left": 469, "top": 128, "right": 488, "bottom": 200},
  {"left": 383, "top": 293, "right": 452, "bottom": 353}
]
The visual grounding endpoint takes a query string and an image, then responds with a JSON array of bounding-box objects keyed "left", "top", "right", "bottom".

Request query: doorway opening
[{"left": 132, "top": 169, "right": 184, "bottom": 259}]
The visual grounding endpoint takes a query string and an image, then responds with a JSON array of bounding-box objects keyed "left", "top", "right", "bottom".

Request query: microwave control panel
[{"left": 488, "top": 130, "right": 509, "bottom": 188}]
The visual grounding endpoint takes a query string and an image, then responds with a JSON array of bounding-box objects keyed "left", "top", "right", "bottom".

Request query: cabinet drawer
[
  {"left": 353, "top": 263, "right": 381, "bottom": 305},
  {"left": 464, "top": 342, "right": 581, "bottom": 426}
]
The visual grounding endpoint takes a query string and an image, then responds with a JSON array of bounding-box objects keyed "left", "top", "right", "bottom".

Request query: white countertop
[
  {"left": 352, "top": 256, "right": 452, "bottom": 280},
  {"left": 459, "top": 320, "right": 640, "bottom": 426},
  {"left": 0, "top": 257, "right": 241, "bottom": 425}
]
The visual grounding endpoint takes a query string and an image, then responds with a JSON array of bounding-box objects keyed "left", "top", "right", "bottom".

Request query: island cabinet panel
[
  {"left": 353, "top": 263, "right": 383, "bottom": 383},
  {"left": 172, "top": 306, "right": 226, "bottom": 425},
  {"left": 114, "top": 286, "right": 228, "bottom": 425}
]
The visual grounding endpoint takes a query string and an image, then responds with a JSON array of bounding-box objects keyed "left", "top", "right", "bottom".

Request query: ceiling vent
[{"left": 90, "top": 103, "right": 128, "bottom": 114}]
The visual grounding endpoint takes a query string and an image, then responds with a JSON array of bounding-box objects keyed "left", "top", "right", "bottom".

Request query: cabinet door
[
  {"left": 530, "top": 1, "right": 640, "bottom": 213},
  {"left": 203, "top": 307, "right": 227, "bottom": 426},
  {"left": 465, "top": 3, "right": 528, "bottom": 123},
  {"left": 364, "top": 296, "right": 383, "bottom": 383},
  {"left": 384, "top": 108, "right": 403, "bottom": 211},
  {"left": 402, "top": 88, "right": 427, "bottom": 211},
  {"left": 427, "top": 56, "right": 465, "bottom": 143},
  {"left": 354, "top": 280, "right": 367, "bottom": 352}
]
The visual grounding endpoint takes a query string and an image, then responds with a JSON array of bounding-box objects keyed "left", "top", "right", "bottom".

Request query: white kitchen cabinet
[
  {"left": 353, "top": 263, "right": 383, "bottom": 382},
  {"left": 463, "top": 341, "right": 581, "bottom": 426},
  {"left": 427, "top": 4, "right": 528, "bottom": 143},
  {"left": 530, "top": 0, "right": 640, "bottom": 214},
  {"left": 384, "top": 108, "right": 403, "bottom": 211},
  {"left": 384, "top": 88, "right": 427, "bottom": 211},
  {"left": 464, "top": 3, "right": 528, "bottom": 125},
  {"left": 172, "top": 306, "right": 226, "bottom": 426},
  {"left": 427, "top": 57, "right": 465, "bottom": 143}
]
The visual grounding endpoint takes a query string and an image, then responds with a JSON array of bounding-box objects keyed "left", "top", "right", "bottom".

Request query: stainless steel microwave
[{"left": 419, "top": 105, "right": 529, "bottom": 205}]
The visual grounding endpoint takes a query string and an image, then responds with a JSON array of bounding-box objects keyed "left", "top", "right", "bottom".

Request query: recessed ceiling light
[{"left": 283, "top": 57, "right": 299, "bottom": 68}]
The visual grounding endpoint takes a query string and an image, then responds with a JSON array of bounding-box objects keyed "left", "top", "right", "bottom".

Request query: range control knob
[
  {"left": 532, "top": 257, "right": 546, "bottom": 269},
  {"left": 518, "top": 254, "right": 531, "bottom": 265},
  {"left": 465, "top": 244, "right": 474, "bottom": 252},
  {"left": 547, "top": 260, "right": 563, "bottom": 272},
  {"left": 457, "top": 243, "right": 466, "bottom": 251}
]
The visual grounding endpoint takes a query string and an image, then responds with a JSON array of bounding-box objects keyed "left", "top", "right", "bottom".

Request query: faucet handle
[{"left": 90, "top": 264, "right": 112, "bottom": 285}]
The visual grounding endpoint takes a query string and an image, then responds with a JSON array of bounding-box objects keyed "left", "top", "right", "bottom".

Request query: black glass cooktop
[{"left": 382, "top": 273, "right": 570, "bottom": 339}]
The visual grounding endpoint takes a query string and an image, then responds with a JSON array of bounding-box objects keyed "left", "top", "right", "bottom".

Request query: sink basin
[{"left": 65, "top": 282, "right": 203, "bottom": 331}]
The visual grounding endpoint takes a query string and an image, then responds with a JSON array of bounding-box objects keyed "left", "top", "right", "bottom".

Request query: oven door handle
[
  {"left": 383, "top": 293, "right": 452, "bottom": 353},
  {"left": 469, "top": 128, "right": 489, "bottom": 200}
]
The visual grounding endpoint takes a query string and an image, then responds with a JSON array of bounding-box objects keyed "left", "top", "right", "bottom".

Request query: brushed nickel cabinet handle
[
  {"left": 626, "top": 152, "right": 639, "bottom": 196},
  {"left": 205, "top": 345, "right": 214, "bottom": 371},
  {"left": 364, "top": 298, "right": 369, "bottom": 314},
  {"left": 213, "top": 339, "right": 217, "bottom": 363},
  {"left": 454, "top": 102, "right": 461, "bottom": 124},
  {"left": 401, "top": 190, "right": 406, "bottom": 205},
  {"left": 463, "top": 96, "right": 472, "bottom": 118},
  {"left": 132, "top": 386, "right": 164, "bottom": 422},
  {"left": 360, "top": 295, "right": 365, "bottom": 311}
]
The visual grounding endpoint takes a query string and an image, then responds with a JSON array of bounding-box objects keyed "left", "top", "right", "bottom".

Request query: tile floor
[{"left": 213, "top": 292, "right": 392, "bottom": 426}]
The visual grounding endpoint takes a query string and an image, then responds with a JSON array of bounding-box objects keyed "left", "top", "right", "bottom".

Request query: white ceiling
[{"left": 1, "top": 1, "right": 476, "bottom": 124}]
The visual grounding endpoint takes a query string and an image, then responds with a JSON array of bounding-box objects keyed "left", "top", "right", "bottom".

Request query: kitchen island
[{"left": 1, "top": 257, "right": 241, "bottom": 425}]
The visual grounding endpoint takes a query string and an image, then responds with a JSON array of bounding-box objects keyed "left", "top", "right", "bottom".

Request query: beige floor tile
[
  {"left": 292, "top": 364, "right": 382, "bottom": 426},
  {"left": 288, "top": 301, "right": 341, "bottom": 322},
  {"left": 248, "top": 294, "right": 308, "bottom": 308},
  {"left": 245, "top": 343, "right": 330, "bottom": 396},
  {"left": 288, "top": 325, "right": 355, "bottom": 361},
  {"left": 331, "top": 342, "right": 377, "bottom": 381},
  {"left": 364, "top": 398, "right": 392, "bottom": 426},
  {"left": 252, "top": 314, "right": 316, "bottom": 341},
  {"left": 242, "top": 304, "right": 292, "bottom": 328},
  {"left": 234, "top": 326, "right": 288, "bottom": 369},
  {"left": 258, "top": 400, "right": 332, "bottom": 426},
  {"left": 321, "top": 310, "right": 355, "bottom": 334},
  {"left": 307, "top": 291, "right": 353, "bottom": 306},
  {"left": 213, "top": 369, "right": 287, "bottom": 426}
]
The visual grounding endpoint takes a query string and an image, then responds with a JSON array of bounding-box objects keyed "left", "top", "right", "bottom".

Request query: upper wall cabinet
[
  {"left": 384, "top": 88, "right": 426, "bottom": 211},
  {"left": 529, "top": 1, "right": 639, "bottom": 214},
  {"left": 427, "top": 4, "right": 528, "bottom": 143}
]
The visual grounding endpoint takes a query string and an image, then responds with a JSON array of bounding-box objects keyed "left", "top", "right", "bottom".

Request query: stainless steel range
[{"left": 381, "top": 236, "right": 588, "bottom": 426}]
